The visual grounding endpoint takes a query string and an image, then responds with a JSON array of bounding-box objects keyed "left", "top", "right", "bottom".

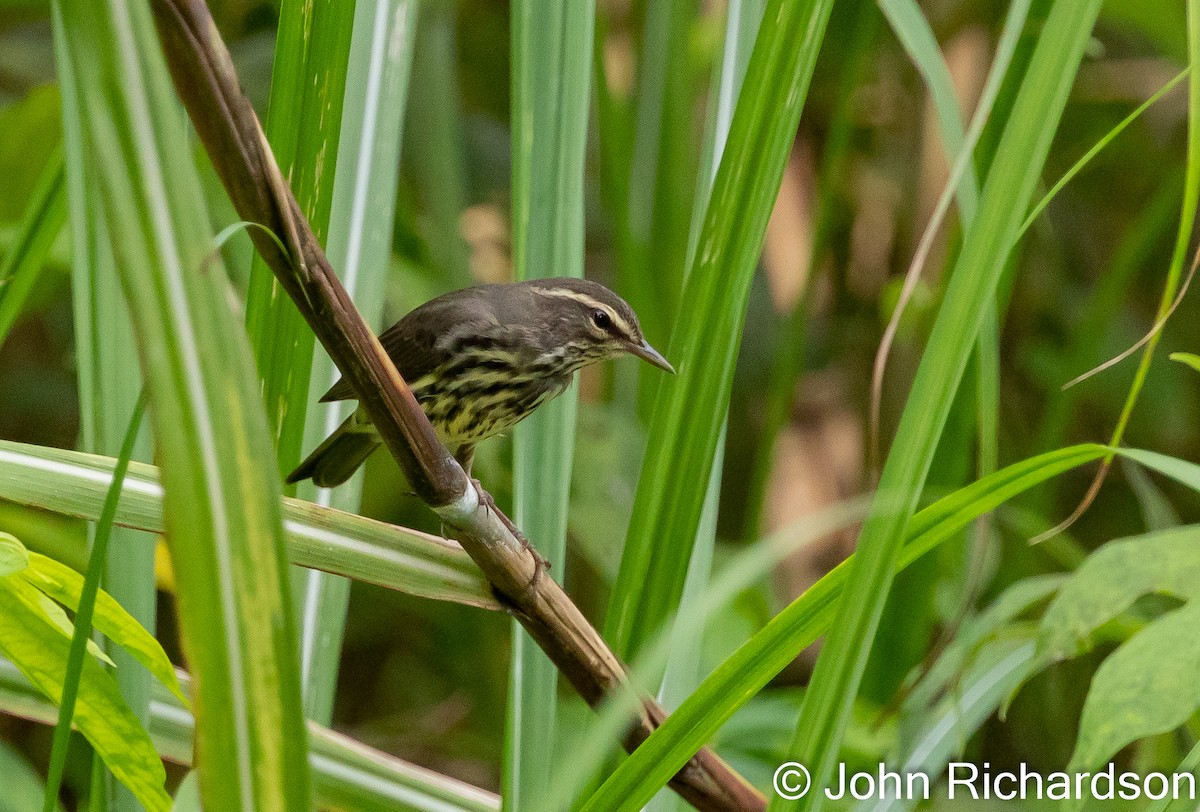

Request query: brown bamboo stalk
[{"left": 147, "top": 1, "right": 766, "bottom": 809}]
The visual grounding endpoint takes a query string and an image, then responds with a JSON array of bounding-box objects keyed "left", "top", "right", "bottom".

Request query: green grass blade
[
  {"left": 868, "top": 0, "right": 1031, "bottom": 701},
  {"left": 54, "top": 9, "right": 157, "bottom": 808},
  {"left": 878, "top": 0, "right": 980, "bottom": 216},
  {"left": 585, "top": 443, "right": 1107, "bottom": 808},
  {"left": 406, "top": 2, "right": 471, "bottom": 286},
  {"left": 0, "top": 658, "right": 500, "bottom": 812},
  {"left": 42, "top": 392, "right": 145, "bottom": 812},
  {"left": 505, "top": 2, "right": 593, "bottom": 808},
  {"left": 621, "top": 0, "right": 700, "bottom": 344},
  {"left": 1100, "top": 2, "right": 1200, "bottom": 459},
  {"left": 606, "top": 0, "right": 836, "bottom": 661},
  {"left": 0, "top": 146, "right": 66, "bottom": 349},
  {"left": 775, "top": 5, "right": 1103, "bottom": 808},
  {"left": 244, "top": 0, "right": 355, "bottom": 489},
  {"left": 740, "top": 6, "right": 877, "bottom": 542},
  {"left": 648, "top": 8, "right": 763, "bottom": 809},
  {"left": 56, "top": 0, "right": 313, "bottom": 805},
  {"left": 294, "top": 0, "right": 418, "bottom": 726},
  {"left": 0, "top": 440, "right": 498, "bottom": 610},
  {"left": 1018, "top": 67, "right": 1190, "bottom": 240}
]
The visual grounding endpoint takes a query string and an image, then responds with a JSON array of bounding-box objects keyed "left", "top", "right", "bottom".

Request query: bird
[{"left": 287, "top": 277, "right": 674, "bottom": 488}]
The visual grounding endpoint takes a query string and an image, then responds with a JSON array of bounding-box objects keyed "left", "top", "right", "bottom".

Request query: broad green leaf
[
  {"left": 583, "top": 444, "right": 1107, "bottom": 809},
  {"left": 778, "top": 6, "right": 1103, "bottom": 807},
  {"left": 1069, "top": 600, "right": 1200, "bottom": 771},
  {"left": 16, "top": 585, "right": 114, "bottom": 668},
  {"left": 607, "top": 0, "right": 837, "bottom": 661},
  {"left": 56, "top": 0, "right": 312, "bottom": 806},
  {"left": 505, "top": 0, "right": 592, "bottom": 808},
  {"left": 0, "top": 532, "right": 29, "bottom": 575},
  {"left": 24, "top": 552, "right": 186, "bottom": 703},
  {"left": 1039, "top": 526, "right": 1200, "bottom": 660},
  {"left": 0, "top": 579, "right": 169, "bottom": 811},
  {"left": 0, "top": 440, "right": 497, "bottom": 609}
]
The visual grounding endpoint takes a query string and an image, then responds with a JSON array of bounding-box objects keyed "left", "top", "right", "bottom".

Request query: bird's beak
[{"left": 627, "top": 339, "right": 675, "bottom": 374}]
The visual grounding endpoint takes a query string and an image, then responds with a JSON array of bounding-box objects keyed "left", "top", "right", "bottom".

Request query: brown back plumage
[{"left": 289, "top": 278, "right": 667, "bottom": 487}]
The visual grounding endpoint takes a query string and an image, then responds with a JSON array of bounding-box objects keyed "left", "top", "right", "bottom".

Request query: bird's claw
[{"left": 470, "top": 477, "right": 551, "bottom": 579}]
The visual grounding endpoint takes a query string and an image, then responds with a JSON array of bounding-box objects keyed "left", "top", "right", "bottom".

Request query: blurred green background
[{"left": 1, "top": 0, "right": 1198, "bottom": 805}]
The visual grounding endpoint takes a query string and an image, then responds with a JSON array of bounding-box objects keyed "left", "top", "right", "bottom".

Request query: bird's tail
[{"left": 286, "top": 411, "right": 380, "bottom": 488}]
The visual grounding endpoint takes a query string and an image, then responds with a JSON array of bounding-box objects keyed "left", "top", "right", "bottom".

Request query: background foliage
[{"left": 0, "top": 0, "right": 1199, "bottom": 809}]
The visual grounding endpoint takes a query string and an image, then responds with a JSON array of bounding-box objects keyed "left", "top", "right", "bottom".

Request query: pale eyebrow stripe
[{"left": 531, "top": 288, "right": 635, "bottom": 335}]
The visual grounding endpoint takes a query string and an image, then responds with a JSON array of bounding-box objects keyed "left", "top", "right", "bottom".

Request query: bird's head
[{"left": 526, "top": 278, "right": 675, "bottom": 374}]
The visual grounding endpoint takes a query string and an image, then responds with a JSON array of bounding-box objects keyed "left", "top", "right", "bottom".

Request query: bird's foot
[{"left": 471, "top": 477, "right": 552, "bottom": 577}]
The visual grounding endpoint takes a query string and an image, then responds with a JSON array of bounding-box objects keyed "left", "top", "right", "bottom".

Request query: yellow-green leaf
[{"left": 24, "top": 552, "right": 187, "bottom": 704}]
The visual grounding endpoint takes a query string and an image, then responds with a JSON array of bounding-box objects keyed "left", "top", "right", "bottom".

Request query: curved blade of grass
[
  {"left": 0, "top": 658, "right": 500, "bottom": 812},
  {"left": 505, "top": 1, "right": 592, "bottom": 808},
  {"left": 0, "top": 145, "right": 65, "bottom": 349},
  {"left": 606, "top": 0, "right": 837, "bottom": 661},
  {"left": 43, "top": 391, "right": 145, "bottom": 812},
  {"left": 244, "top": 0, "right": 355, "bottom": 485},
  {"left": 1117, "top": 447, "right": 1200, "bottom": 495},
  {"left": 585, "top": 443, "right": 1106, "bottom": 808},
  {"left": 295, "top": 0, "right": 418, "bottom": 726},
  {"left": 56, "top": 0, "right": 313, "bottom": 806},
  {"left": 775, "top": 6, "right": 1102, "bottom": 808},
  {"left": 1088, "top": 2, "right": 1200, "bottom": 488},
  {"left": 0, "top": 440, "right": 498, "bottom": 610},
  {"left": 1018, "top": 67, "right": 1190, "bottom": 240}
]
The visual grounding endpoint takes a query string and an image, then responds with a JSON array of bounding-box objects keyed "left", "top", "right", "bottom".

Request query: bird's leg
[{"left": 454, "top": 443, "right": 550, "bottom": 577}]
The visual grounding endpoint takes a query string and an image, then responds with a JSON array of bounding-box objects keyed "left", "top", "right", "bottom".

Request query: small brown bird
[{"left": 287, "top": 278, "right": 673, "bottom": 488}]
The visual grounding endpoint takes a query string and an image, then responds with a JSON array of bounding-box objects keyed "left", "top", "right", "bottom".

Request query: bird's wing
[{"left": 319, "top": 292, "right": 498, "bottom": 403}]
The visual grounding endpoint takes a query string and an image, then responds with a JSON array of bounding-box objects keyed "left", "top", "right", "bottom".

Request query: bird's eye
[{"left": 592, "top": 309, "right": 612, "bottom": 330}]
